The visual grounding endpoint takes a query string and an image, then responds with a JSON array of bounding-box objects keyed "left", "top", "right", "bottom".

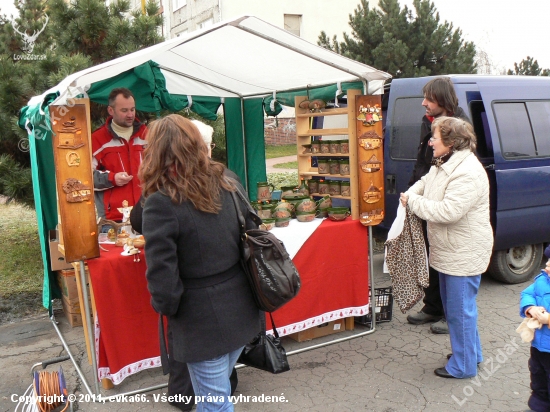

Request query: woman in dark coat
[{"left": 139, "top": 114, "right": 261, "bottom": 411}]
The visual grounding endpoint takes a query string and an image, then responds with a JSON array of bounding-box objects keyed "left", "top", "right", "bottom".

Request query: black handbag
[
  {"left": 229, "top": 188, "right": 301, "bottom": 312},
  {"left": 238, "top": 312, "right": 290, "bottom": 374}
]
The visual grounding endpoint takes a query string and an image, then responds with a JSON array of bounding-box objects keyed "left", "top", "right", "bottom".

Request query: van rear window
[
  {"left": 390, "top": 97, "right": 425, "bottom": 160},
  {"left": 494, "top": 101, "right": 550, "bottom": 158}
]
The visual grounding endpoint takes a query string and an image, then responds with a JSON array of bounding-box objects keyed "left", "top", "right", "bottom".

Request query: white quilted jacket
[{"left": 406, "top": 149, "right": 493, "bottom": 276}]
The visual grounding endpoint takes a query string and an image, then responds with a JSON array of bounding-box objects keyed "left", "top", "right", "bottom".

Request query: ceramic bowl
[
  {"left": 275, "top": 217, "right": 291, "bottom": 228},
  {"left": 327, "top": 207, "right": 350, "bottom": 221},
  {"left": 295, "top": 212, "right": 316, "bottom": 222}
]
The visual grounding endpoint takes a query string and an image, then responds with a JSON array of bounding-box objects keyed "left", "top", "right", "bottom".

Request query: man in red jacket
[{"left": 92, "top": 88, "right": 147, "bottom": 221}]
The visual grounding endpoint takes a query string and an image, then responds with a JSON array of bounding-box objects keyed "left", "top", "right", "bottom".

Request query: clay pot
[
  {"left": 296, "top": 211, "right": 316, "bottom": 222},
  {"left": 327, "top": 207, "right": 350, "bottom": 221},
  {"left": 295, "top": 198, "right": 316, "bottom": 213},
  {"left": 260, "top": 218, "right": 276, "bottom": 231},
  {"left": 275, "top": 217, "right": 291, "bottom": 227},
  {"left": 316, "top": 195, "right": 332, "bottom": 210}
]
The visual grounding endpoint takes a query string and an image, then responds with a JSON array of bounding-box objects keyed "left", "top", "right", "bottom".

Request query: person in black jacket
[
  {"left": 406, "top": 77, "right": 472, "bottom": 335},
  {"left": 130, "top": 119, "right": 241, "bottom": 412},
  {"left": 139, "top": 114, "right": 260, "bottom": 412}
]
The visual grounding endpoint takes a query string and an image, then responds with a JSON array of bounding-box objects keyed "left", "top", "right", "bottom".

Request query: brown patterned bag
[{"left": 384, "top": 207, "right": 429, "bottom": 313}]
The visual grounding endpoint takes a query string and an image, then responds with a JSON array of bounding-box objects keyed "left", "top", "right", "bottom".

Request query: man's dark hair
[
  {"left": 108, "top": 88, "right": 135, "bottom": 107},
  {"left": 422, "top": 77, "right": 458, "bottom": 115}
]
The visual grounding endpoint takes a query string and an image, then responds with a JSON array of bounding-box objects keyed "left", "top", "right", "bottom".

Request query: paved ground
[
  {"left": 265, "top": 155, "right": 297, "bottom": 173},
  {"left": 0, "top": 248, "right": 539, "bottom": 412}
]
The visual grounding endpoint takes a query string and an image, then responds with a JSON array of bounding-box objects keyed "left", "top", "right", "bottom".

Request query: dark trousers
[
  {"left": 528, "top": 346, "right": 550, "bottom": 412},
  {"left": 420, "top": 220, "right": 444, "bottom": 317}
]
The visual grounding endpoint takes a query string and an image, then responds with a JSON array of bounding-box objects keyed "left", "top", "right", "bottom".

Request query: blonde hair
[
  {"left": 432, "top": 116, "right": 476, "bottom": 152},
  {"left": 138, "top": 114, "right": 234, "bottom": 213}
]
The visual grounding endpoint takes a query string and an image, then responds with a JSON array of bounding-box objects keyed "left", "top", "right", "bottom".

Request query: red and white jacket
[{"left": 92, "top": 117, "right": 147, "bottom": 221}]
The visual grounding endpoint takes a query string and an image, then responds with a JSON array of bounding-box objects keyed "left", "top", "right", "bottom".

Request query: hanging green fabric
[{"left": 25, "top": 109, "right": 62, "bottom": 311}]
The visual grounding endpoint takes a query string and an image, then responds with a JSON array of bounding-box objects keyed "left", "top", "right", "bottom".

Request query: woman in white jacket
[{"left": 400, "top": 116, "right": 493, "bottom": 379}]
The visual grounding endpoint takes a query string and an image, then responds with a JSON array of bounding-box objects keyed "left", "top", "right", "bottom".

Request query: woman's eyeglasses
[
  {"left": 429, "top": 137, "right": 441, "bottom": 143},
  {"left": 210, "top": 143, "right": 216, "bottom": 149}
]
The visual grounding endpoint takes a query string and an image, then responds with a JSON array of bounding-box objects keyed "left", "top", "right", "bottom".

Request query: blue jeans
[
  {"left": 440, "top": 272, "right": 482, "bottom": 378},
  {"left": 187, "top": 346, "right": 243, "bottom": 412}
]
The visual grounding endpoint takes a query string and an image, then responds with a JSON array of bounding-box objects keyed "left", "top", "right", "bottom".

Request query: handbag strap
[{"left": 268, "top": 312, "right": 281, "bottom": 338}]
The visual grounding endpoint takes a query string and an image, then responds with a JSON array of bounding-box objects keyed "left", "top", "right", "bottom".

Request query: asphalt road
[{"left": 1, "top": 251, "right": 541, "bottom": 412}]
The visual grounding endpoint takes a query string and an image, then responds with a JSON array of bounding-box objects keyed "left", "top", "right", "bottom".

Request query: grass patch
[
  {"left": 273, "top": 161, "right": 298, "bottom": 169},
  {"left": 265, "top": 144, "right": 297, "bottom": 159},
  {"left": 0, "top": 202, "right": 44, "bottom": 297}
]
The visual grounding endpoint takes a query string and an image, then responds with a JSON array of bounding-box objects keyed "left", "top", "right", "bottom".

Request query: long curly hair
[
  {"left": 432, "top": 116, "right": 477, "bottom": 152},
  {"left": 138, "top": 114, "right": 234, "bottom": 213}
]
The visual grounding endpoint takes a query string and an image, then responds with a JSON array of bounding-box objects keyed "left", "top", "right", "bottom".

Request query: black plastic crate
[{"left": 354, "top": 286, "right": 393, "bottom": 325}]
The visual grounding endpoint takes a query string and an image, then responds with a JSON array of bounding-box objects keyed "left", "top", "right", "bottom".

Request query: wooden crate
[{"left": 287, "top": 318, "right": 346, "bottom": 342}]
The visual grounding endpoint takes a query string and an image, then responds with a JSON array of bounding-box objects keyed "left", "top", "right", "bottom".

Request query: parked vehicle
[{"left": 382, "top": 75, "right": 550, "bottom": 284}]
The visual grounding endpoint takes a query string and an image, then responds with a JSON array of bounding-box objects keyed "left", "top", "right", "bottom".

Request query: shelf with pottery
[
  {"left": 295, "top": 90, "right": 361, "bottom": 220},
  {"left": 309, "top": 193, "right": 351, "bottom": 200},
  {"left": 298, "top": 153, "right": 349, "bottom": 157}
]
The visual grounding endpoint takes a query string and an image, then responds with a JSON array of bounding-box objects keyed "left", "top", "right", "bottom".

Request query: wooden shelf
[
  {"left": 298, "top": 153, "right": 349, "bottom": 157},
  {"left": 297, "top": 128, "right": 349, "bottom": 137},
  {"left": 310, "top": 193, "right": 351, "bottom": 200},
  {"left": 298, "top": 171, "right": 350, "bottom": 178},
  {"left": 296, "top": 107, "right": 349, "bottom": 117},
  {"left": 295, "top": 92, "right": 361, "bottom": 220}
]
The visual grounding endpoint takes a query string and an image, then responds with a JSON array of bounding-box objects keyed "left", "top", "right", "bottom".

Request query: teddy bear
[{"left": 516, "top": 317, "right": 544, "bottom": 343}]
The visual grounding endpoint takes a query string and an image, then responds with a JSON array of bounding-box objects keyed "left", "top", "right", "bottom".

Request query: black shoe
[
  {"left": 430, "top": 318, "right": 449, "bottom": 334},
  {"left": 407, "top": 310, "right": 442, "bottom": 325},
  {"left": 447, "top": 353, "right": 481, "bottom": 365},
  {"left": 434, "top": 367, "right": 457, "bottom": 378}
]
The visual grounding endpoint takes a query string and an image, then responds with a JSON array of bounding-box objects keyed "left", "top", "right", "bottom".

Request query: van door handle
[
  {"left": 484, "top": 164, "right": 495, "bottom": 170},
  {"left": 386, "top": 174, "right": 396, "bottom": 194}
]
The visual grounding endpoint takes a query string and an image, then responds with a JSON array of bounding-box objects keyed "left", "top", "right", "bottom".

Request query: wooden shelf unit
[{"left": 295, "top": 90, "right": 361, "bottom": 220}]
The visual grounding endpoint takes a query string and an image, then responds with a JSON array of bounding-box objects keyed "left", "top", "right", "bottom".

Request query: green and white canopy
[{"left": 19, "top": 15, "right": 391, "bottom": 309}]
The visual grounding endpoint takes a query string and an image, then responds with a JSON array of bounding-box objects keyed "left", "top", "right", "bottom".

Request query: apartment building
[{"left": 120, "top": 0, "right": 360, "bottom": 44}]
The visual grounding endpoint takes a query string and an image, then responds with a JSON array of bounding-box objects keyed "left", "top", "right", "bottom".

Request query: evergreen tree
[
  {"left": 318, "top": 0, "right": 476, "bottom": 78},
  {"left": 507, "top": 56, "right": 550, "bottom": 76},
  {"left": 0, "top": 0, "right": 163, "bottom": 205}
]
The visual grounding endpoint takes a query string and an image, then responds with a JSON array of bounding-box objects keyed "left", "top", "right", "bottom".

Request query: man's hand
[
  {"left": 114, "top": 172, "right": 133, "bottom": 186},
  {"left": 400, "top": 192, "right": 409, "bottom": 207}
]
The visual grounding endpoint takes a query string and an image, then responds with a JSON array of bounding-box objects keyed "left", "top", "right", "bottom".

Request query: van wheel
[{"left": 487, "top": 244, "right": 543, "bottom": 284}]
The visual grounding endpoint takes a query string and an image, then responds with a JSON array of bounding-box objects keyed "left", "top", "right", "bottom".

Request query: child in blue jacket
[{"left": 520, "top": 245, "right": 550, "bottom": 412}]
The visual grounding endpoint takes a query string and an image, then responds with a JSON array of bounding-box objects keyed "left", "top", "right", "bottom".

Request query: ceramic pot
[
  {"left": 282, "top": 194, "right": 309, "bottom": 217},
  {"left": 295, "top": 198, "right": 316, "bottom": 213},
  {"left": 257, "top": 181, "right": 275, "bottom": 202},
  {"left": 260, "top": 218, "right": 276, "bottom": 231},
  {"left": 295, "top": 211, "right": 316, "bottom": 222},
  {"left": 275, "top": 217, "right": 291, "bottom": 227},
  {"left": 316, "top": 195, "right": 332, "bottom": 210},
  {"left": 280, "top": 186, "right": 297, "bottom": 197}
]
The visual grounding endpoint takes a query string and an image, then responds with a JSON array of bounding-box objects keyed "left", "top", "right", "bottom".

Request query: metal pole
[
  {"left": 78, "top": 261, "right": 100, "bottom": 394},
  {"left": 49, "top": 315, "right": 95, "bottom": 396}
]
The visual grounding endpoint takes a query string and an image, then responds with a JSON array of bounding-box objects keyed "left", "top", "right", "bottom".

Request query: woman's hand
[{"left": 400, "top": 192, "right": 409, "bottom": 207}]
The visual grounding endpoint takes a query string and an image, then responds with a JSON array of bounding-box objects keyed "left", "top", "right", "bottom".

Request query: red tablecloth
[{"left": 86, "top": 219, "right": 370, "bottom": 384}]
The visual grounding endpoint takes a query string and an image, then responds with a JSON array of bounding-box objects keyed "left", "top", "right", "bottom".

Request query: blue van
[{"left": 382, "top": 75, "right": 550, "bottom": 284}]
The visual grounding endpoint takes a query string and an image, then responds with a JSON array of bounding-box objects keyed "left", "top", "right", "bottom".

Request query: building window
[
  {"left": 198, "top": 17, "right": 214, "bottom": 29},
  {"left": 284, "top": 14, "right": 301, "bottom": 37},
  {"left": 172, "top": 0, "right": 186, "bottom": 11}
]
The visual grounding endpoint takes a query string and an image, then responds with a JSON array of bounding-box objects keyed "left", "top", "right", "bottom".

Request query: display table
[{"left": 86, "top": 218, "right": 370, "bottom": 385}]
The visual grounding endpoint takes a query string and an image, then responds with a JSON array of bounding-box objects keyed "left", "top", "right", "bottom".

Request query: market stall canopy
[{"left": 28, "top": 15, "right": 391, "bottom": 108}]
